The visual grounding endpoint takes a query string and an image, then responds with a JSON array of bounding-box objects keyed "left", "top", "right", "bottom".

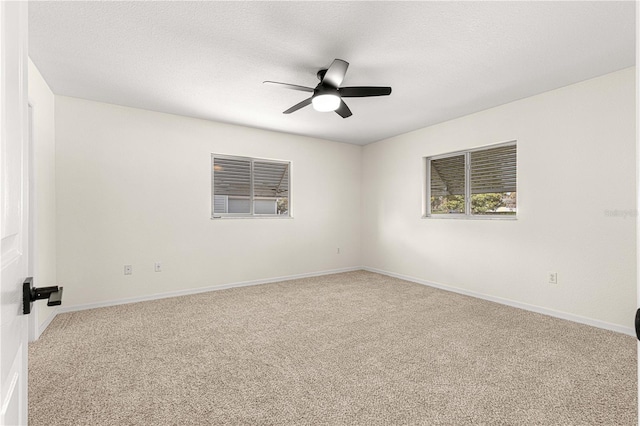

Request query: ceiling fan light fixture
[
  {"left": 267, "top": 58, "right": 390, "bottom": 118},
  {"left": 312, "top": 94, "right": 340, "bottom": 112}
]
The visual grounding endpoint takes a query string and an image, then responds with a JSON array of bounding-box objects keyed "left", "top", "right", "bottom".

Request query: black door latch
[{"left": 23, "top": 277, "right": 63, "bottom": 315}]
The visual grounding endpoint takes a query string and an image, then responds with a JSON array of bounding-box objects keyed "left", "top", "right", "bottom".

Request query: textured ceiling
[{"left": 29, "top": 1, "right": 635, "bottom": 145}]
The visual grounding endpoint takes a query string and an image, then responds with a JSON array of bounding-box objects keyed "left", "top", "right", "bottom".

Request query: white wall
[
  {"left": 27, "top": 59, "right": 57, "bottom": 334},
  {"left": 362, "top": 68, "right": 636, "bottom": 331},
  {"left": 55, "top": 97, "right": 362, "bottom": 307}
]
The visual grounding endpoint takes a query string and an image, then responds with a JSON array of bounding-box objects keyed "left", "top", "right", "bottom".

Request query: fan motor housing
[
  {"left": 317, "top": 69, "right": 328, "bottom": 81},
  {"left": 313, "top": 85, "right": 339, "bottom": 97}
]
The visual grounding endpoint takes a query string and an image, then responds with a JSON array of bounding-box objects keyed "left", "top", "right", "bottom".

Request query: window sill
[
  {"left": 211, "top": 215, "right": 293, "bottom": 220},
  {"left": 422, "top": 215, "right": 517, "bottom": 221}
]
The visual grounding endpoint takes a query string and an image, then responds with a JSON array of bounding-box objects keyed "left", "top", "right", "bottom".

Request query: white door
[{"left": 1, "top": 1, "right": 30, "bottom": 425}]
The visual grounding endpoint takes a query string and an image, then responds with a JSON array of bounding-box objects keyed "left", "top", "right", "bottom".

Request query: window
[
  {"left": 212, "top": 154, "right": 290, "bottom": 218},
  {"left": 425, "top": 142, "right": 516, "bottom": 218}
]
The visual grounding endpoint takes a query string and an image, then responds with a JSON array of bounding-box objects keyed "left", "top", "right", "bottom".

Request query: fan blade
[
  {"left": 264, "top": 81, "right": 314, "bottom": 93},
  {"left": 335, "top": 100, "right": 352, "bottom": 118},
  {"left": 339, "top": 86, "right": 392, "bottom": 97},
  {"left": 283, "top": 97, "right": 312, "bottom": 114},
  {"left": 322, "top": 59, "right": 349, "bottom": 87}
]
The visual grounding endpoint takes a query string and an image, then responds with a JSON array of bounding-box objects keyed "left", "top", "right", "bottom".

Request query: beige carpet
[{"left": 29, "top": 271, "right": 636, "bottom": 425}]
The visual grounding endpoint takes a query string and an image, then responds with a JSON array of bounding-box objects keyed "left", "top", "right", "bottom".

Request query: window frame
[
  {"left": 423, "top": 141, "right": 517, "bottom": 220},
  {"left": 211, "top": 154, "right": 292, "bottom": 219}
]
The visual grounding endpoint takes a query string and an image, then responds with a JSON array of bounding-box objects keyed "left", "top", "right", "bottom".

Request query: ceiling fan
[{"left": 264, "top": 59, "right": 392, "bottom": 118}]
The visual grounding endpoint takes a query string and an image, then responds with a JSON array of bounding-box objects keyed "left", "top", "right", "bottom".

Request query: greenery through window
[
  {"left": 212, "top": 155, "right": 290, "bottom": 218},
  {"left": 426, "top": 142, "right": 516, "bottom": 218}
]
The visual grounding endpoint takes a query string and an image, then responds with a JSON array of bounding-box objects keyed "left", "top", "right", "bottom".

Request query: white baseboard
[
  {"left": 57, "top": 267, "right": 361, "bottom": 315},
  {"left": 48, "top": 265, "right": 634, "bottom": 339},
  {"left": 363, "top": 266, "right": 635, "bottom": 337},
  {"left": 38, "top": 308, "right": 58, "bottom": 338}
]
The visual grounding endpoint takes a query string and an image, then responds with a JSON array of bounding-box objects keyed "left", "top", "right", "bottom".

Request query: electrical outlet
[
  {"left": 337, "top": 248, "right": 341, "bottom": 254},
  {"left": 124, "top": 265, "right": 132, "bottom": 275},
  {"left": 154, "top": 262, "right": 162, "bottom": 272},
  {"left": 548, "top": 272, "right": 558, "bottom": 284}
]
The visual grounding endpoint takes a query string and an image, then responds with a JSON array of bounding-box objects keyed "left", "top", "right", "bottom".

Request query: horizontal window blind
[
  {"left": 212, "top": 155, "right": 291, "bottom": 218},
  {"left": 430, "top": 154, "right": 465, "bottom": 196},
  {"left": 213, "top": 195, "right": 228, "bottom": 213},
  {"left": 470, "top": 144, "right": 517, "bottom": 194},
  {"left": 213, "top": 157, "right": 251, "bottom": 197},
  {"left": 425, "top": 141, "right": 517, "bottom": 218},
  {"left": 253, "top": 161, "right": 289, "bottom": 198}
]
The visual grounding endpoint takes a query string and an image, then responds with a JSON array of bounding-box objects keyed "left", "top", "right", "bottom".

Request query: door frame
[{"left": 27, "top": 102, "right": 39, "bottom": 342}]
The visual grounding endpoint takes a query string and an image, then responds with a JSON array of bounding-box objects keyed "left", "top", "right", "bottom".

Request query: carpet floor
[{"left": 29, "top": 271, "right": 636, "bottom": 425}]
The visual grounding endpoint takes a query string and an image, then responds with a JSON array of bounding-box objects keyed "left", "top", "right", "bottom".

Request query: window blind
[
  {"left": 213, "top": 157, "right": 251, "bottom": 198},
  {"left": 212, "top": 155, "right": 291, "bottom": 217},
  {"left": 470, "top": 144, "right": 517, "bottom": 194},
  {"left": 253, "top": 161, "right": 289, "bottom": 198},
  {"left": 430, "top": 154, "right": 465, "bottom": 196},
  {"left": 425, "top": 141, "right": 517, "bottom": 218}
]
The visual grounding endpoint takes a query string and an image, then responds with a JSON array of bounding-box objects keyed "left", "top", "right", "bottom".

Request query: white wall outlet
[
  {"left": 154, "top": 262, "right": 162, "bottom": 272},
  {"left": 548, "top": 272, "right": 558, "bottom": 284},
  {"left": 124, "top": 265, "right": 132, "bottom": 275},
  {"left": 337, "top": 248, "right": 341, "bottom": 254}
]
